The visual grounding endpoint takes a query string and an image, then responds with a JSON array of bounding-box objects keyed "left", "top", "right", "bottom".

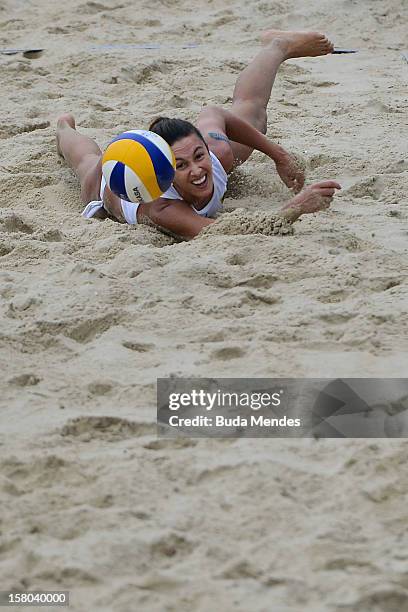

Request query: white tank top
[{"left": 160, "top": 151, "right": 227, "bottom": 217}]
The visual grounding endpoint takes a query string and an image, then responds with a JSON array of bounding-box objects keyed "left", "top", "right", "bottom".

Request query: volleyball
[{"left": 102, "top": 130, "right": 176, "bottom": 203}]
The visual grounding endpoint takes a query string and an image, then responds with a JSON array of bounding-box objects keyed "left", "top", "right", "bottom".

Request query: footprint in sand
[
  {"left": 340, "top": 588, "right": 408, "bottom": 611},
  {"left": 35, "top": 566, "right": 99, "bottom": 587},
  {"left": 143, "top": 19, "right": 162, "bottom": 27},
  {"left": 384, "top": 158, "right": 408, "bottom": 174},
  {"left": 225, "top": 252, "right": 250, "bottom": 267},
  {"left": 143, "top": 438, "right": 196, "bottom": 450},
  {"left": 235, "top": 273, "right": 278, "bottom": 289},
  {"left": 316, "top": 289, "right": 348, "bottom": 304},
  {"left": 0, "top": 242, "right": 14, "bottom": 257},
  {"left": 122, "top": 340, "right": 154, "bottom": 352},
  {"left": 60, "top": 416, "right": 155, "bottom": 441},
  {"left": 120, "top": 61, "right": 172, "bottom": 84},
  {"left": 0, "top": 214, "right": 34, "bottom": 234},
  {"left": 256, "top": 0, "right": 291, "bottom": 15},
  {"left": 79, "top": 1, "right": 125, "bottom": 14},
  {"left": 8, "top": 373, "right": 41, "bottom": 387},
  {"left": 65, "top": 314, "right": 121, "bottom": 344},
  {"left": 225, "top": 60, "right": 247, "bottom": 72},
  {"left": 211, "top": 12, "right": 237, "bottom": 27},
  {"left": 35, "top": 229, "right": 64, "bottom": 242},
  {"left": 318, "top": 310, "right": 356, "bottom": 325},
  {"left": 149, "top": 532, "right": 195, "bottom": 562},
  {"left": 87, "top": 381, "right": 113, "bottom": 396},
  {"left": 8, "top": 294, "right": 41, "bottom": 315},
  {"left": 91, "top": 101, "right": 115, "bottom": 112},
  {"left": 0, "top": 120, "right": 50, "bottom": 139},
  {"left": 47, "top": 26, "right": 71, "bottom": 34},
  {"left": 167, "top": 94, "right": 189, "bottom": 109},
  {"left": 211, "top": 346, "right": 246, "bottom": 361},
  {"left": 219, "top": 559, "right": 261, "bottom": 580}
]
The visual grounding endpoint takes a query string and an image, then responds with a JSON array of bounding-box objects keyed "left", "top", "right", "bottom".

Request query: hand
[
  {"left": 275, "top": 153, "right": 305, "bottom": 193},
  {"left": 292, "top": 180, "right": 341, "bottom": 213},
  {"left": 281, "top": 180, "right": 342, "bottom": 222}
]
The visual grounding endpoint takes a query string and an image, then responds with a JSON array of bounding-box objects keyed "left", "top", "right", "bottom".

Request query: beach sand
[{"left": 1, "top": 0, "right": 408, "bottom": 610}]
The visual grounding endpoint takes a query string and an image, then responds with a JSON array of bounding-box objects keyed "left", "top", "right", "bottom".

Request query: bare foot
[
  {"left": 56, "top": 112, "right": 76, "bottom": 156},
  {"left": 260, "top": 29, "right": 334, "bottom": 58},
  {"left": 280, "top": 181, "right": 341, "bottom": 222}
]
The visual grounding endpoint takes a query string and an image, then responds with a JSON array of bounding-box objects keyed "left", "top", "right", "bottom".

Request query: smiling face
[{"left": 171, "top": 134, "right": 214, "bottom": 205}]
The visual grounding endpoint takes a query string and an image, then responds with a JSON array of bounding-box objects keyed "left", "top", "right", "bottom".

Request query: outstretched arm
[
  {"left": 102, "top": 185, "right": 213, "bottom": 240},
  {"left": 138, "top": 198, "right": 214, "bottom": 240},
  {"left": 139, "top": 182, "right": 341, "bottom": 240}
]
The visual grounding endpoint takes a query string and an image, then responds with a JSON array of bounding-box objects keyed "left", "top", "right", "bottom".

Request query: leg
[
  {"left": 229, "top": 30, "right": 334, "bottom": 164},
  {"left": 56, "top": 113, "right": 102, "bottom": 204}
]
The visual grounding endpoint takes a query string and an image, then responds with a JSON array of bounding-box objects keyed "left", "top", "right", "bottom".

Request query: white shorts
[{"left": 81, "top": 176, "right": 139, "bottom": 224}]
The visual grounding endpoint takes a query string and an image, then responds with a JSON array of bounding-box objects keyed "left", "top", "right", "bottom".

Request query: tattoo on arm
[{"left": 207, "top": 131, "right": 230, "bottom": 143}]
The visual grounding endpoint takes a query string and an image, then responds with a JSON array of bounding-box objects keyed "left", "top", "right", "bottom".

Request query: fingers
[
  {"left": 316, "top": 188, "right": 337, "bottom": 197},
  {"left": 284, "top": 175, "right": 299, "bottom": 190},
  {"left": 311, "top": 180, "right": 342, "bottom": 190},
  {"left": 292, "top": 182, "right": 304, "bottom": 194},
  {"left": 277, "top": 158, "right": 305, "bottom": 193},
  {"left": 291, "top": 181, "right": 303, "bottom": 194},
  {"left": 295, "top": 172, "right": 305, "bottom": 191},
  {"left": 284, "top": 176, "right": 295, "bottom": 189},
  {"left": 288, "top": 168, "right": 305, "bottom": 193}
]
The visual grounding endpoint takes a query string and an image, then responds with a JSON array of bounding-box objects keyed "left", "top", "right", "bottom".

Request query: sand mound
[{"left": 199, "top": 209, "right": 294, "bottom": 236}]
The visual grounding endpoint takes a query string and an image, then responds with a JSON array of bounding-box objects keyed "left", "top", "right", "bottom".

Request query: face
[{"left": 171, "top": 134, "right": 214, "bottom": 204}]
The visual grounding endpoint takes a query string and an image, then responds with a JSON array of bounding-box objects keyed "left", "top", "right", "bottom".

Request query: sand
[{"left": 1, "top": 0, "right": 408, "bottom": 610}]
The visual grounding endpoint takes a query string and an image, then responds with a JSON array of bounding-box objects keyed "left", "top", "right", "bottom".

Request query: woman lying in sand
[{"left": 56, "top": 29, "right": 341, "bottom": 240}]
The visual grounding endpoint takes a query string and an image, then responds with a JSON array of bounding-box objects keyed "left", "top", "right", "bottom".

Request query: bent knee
[
  {"left": 197, "top": 104, "right": 223, "bottom": 124},
  {"left": 248, "top": 107, "right": 267, "bottom": 134},
  {"left": 231, "top": 100, "right": 267, "bottom": 134},
  {"left": 256, "top": 112, "right": 267, "bottom": 135}
]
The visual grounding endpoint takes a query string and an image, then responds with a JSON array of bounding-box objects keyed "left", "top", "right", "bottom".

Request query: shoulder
[
  {"left": 207, "top": 140, "right": 234, "bottom": 174},
  {"left": 196, "top": 106, "right": 234, "bottom": 173}
]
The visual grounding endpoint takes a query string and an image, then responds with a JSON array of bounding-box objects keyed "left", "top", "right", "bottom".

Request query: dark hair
[{"left": 149, "top": 116, "right": 208, "bottom": 150}]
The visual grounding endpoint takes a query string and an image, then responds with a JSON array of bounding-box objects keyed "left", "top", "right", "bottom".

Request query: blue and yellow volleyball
[{"left": 102, "top": 130, "right": 176, "bottom": 203}]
